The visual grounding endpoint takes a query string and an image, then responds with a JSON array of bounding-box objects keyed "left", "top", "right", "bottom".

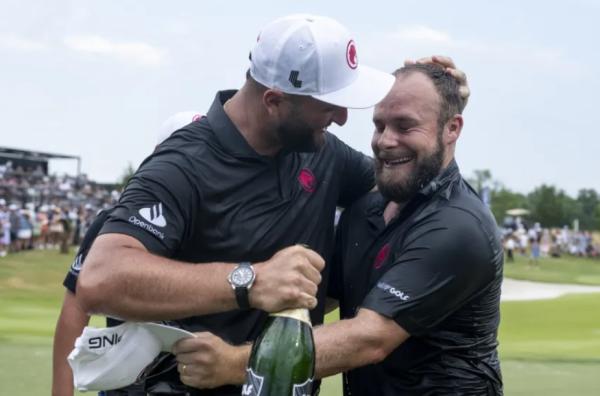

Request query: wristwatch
[{"left": 227, "top": 262, "right": 256, "bottom": 310}]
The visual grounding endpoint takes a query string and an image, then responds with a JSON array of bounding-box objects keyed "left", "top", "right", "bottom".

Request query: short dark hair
[{"left": 393, "top": 63, "right": 463, "bottom": 130}]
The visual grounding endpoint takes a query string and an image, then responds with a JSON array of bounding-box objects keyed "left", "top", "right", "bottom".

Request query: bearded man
[{"left": 319, "top": 62, "right": 504, "bottom": 395}]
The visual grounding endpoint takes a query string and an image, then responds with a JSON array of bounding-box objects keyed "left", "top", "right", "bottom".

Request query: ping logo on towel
[{"left": 89, "top": 333, "right": 123, "bottom": 349}]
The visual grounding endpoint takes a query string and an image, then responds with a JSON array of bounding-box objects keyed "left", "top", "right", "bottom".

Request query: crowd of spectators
[
  {"left": 502, "top": 217, "right": 599, "bottom": 264},
  {"left": 0, "top": 161, "right": 120, "bottom": 257},
  {"left": 2, "top": 161, "right": 600, "bottom": 263}
]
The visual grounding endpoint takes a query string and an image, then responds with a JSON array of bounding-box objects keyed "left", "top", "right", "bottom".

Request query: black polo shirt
[
  {"left": 330, "top": 161, "right": 503, "bottom": 396},
  {"left": 64, "top": 208, "right": 112, "bottom": 294},
  {"left": 98, "top": 90, "right": 374, "bottom": 394}
]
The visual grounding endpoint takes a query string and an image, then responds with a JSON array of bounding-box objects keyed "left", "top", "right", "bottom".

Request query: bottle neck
[{"left": 271, "top": 308, "right": 312, "bottom": 327}]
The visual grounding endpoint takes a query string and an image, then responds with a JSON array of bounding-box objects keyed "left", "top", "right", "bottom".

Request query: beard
[
  {"left": 375, "top": 131, "right": 444, "bottom": 203},
  {"left": 276, "top": 109, "right": 325, "bottom": 153}
]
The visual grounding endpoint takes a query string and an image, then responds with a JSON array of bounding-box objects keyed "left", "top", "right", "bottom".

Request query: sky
[{"left": 1, "top": 0, "right": 598, "bottom": 196}]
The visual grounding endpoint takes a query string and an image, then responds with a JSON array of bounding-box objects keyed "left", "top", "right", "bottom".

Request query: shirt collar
[
  {"left": 206, "top": 90, "right": 264, "bottom": 159},
  {"left": 417, "top": 159, "right": 461, "bottom": 200}
]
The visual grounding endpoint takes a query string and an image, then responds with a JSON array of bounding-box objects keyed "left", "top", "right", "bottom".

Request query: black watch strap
[{"left": 235, "top": 286, "right": 251, "bottom": 310}]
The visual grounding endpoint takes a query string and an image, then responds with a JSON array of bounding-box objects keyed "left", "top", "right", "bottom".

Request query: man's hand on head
[{"left": 404, "top": 55, "right": 470, "bottom": 108}]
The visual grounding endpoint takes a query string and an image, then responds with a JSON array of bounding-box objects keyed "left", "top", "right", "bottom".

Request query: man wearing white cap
[{"left": 78, "top": 14, "right": 468, "bottom": 395}]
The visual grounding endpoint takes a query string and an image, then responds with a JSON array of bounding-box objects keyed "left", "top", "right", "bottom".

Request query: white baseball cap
[
  {"left": 157, "top": 111, "right": 203, "bottom": 145},
  {"left": 68, "top": 322, "right": 194, "bottom": 391},
  {"left": 249, "top": 14, "right": 394, "bottom": 109}
]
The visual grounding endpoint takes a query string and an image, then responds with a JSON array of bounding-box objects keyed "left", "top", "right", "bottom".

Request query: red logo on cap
[
  {"left": 298, "top": 168, "right": 317, "bottom": 193},
  {"left": 346, "top": 40, "right": 358, "bottom": 69},
  {"left": 373, "top": 243, "right": 391, "bottom": 269}
]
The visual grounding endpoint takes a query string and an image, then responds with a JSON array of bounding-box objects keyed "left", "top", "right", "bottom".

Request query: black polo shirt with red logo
[
  {"left": 329, "top": 161, "right": 504, "bottom": 395},
  {"left": 98, "top": 90, "right": 374, "bottom": 394}
]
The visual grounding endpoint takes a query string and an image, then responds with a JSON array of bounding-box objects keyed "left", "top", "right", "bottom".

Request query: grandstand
[
  {"left": 0, "top": 146, "right": 117, "bottom": 210},
  {"left": 0, "top": 146, "right": 80, "bottom": 176}
]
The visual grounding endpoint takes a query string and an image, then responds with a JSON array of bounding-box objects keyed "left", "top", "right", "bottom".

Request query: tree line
[{"left": 468, "top": 170, "right": 600, "bottom": 231}]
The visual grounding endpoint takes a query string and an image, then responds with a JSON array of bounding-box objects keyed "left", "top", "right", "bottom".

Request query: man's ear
[
  {"left": 263, "top": 89, "right": 286, "bottom": 116},
  {"left": 444, "top": 114, "right": 463, "bottom": 145}
]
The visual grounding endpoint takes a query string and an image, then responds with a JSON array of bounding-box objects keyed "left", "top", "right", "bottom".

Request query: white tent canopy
[{"left": 505, "top": 208, "right": 530, "bottom": 216}]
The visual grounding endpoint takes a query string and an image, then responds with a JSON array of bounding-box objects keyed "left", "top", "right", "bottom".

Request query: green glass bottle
[{"left": 242, "top": 308, "right": 315, "bottom": 396}]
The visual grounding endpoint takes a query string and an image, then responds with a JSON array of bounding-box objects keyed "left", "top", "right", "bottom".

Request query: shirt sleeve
[
  {"left": 361, "top": 206, "right": 499, "bottom": 336},
  {"left": 328, "top": 133, "right": 375, "bottom": 208},
  {"left": 62, "top": 210, "right": 111, "bottom": 293},
  {"left": 63, "top": 259, "right": 80, "bottom": 294},
  {"left": 99, "top": 150, "right": 201, "bottom": 257}
]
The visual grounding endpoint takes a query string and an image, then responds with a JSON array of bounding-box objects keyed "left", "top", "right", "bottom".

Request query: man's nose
[
  {"left": 332, "top": 106, "right": 348, "bottom": 126},
  {"left": 376, "top": 127, "right": 399, "bottom": 150}
]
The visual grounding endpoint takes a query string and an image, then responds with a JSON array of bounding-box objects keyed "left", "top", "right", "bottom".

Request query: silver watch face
[{"left": 231, "top": 266, "right": 254, "bottom": 287}]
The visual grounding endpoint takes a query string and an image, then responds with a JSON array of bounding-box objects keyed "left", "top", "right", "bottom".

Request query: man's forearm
[
  {"left": 313, "top": 309, "right": 409, "bottom": 379},
  {"left": 52, "top": 291, "right": 90, "bottom": 396},
  {"left": 172, "top": 310, "right": 407, "bottom": 388},
  {"left": 173, "top": 321, "right": 382, "bottom": 389},
  {"left": 207, "top": 311, "right": 404, "bottom": 384},
  {"left": 220, "top": 315, "right": 386, "bottom": 382},
  {"left": 313, "top": 320, "right": 383, "bottom": 378},
  {"left": 78, "top": 235, "right": 324, "bottom": 321},
  {"left": 78, "top": 234, "right": 238, "bottom": 321}
]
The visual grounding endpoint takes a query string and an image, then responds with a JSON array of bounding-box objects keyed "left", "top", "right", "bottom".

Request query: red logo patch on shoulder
[
  {"left": 346, "top": 40, "right": 358, "bottom": 69},
  {"left": 373, "top": 243, "right": 391, "bottom": 269},
  {"left": 298, "top": 168, "right": 317, "bottom": 193}
]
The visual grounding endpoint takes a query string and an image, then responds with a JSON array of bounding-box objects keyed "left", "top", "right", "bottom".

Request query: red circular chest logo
[
  {"left": 346, "top": 40, "right": 358, "bottom": 69},
  {"left": 373, "top": 243, "right": 391, "bottom": 269},
  {"left": 298, "top": 168, "right": 316, "bottom": 193}
]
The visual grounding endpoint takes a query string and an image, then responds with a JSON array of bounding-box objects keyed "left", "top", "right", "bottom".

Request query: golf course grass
[
  {"left": 504, "top": 254, "right": 600, "bottom": 285},
  {"left": 1, "top": 250, "right": 599, "bottom": 394}
]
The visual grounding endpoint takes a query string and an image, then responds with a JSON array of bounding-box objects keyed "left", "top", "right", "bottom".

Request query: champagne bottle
[{"left": 242, "top": 308, "right": 315, "bottom": 396}]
